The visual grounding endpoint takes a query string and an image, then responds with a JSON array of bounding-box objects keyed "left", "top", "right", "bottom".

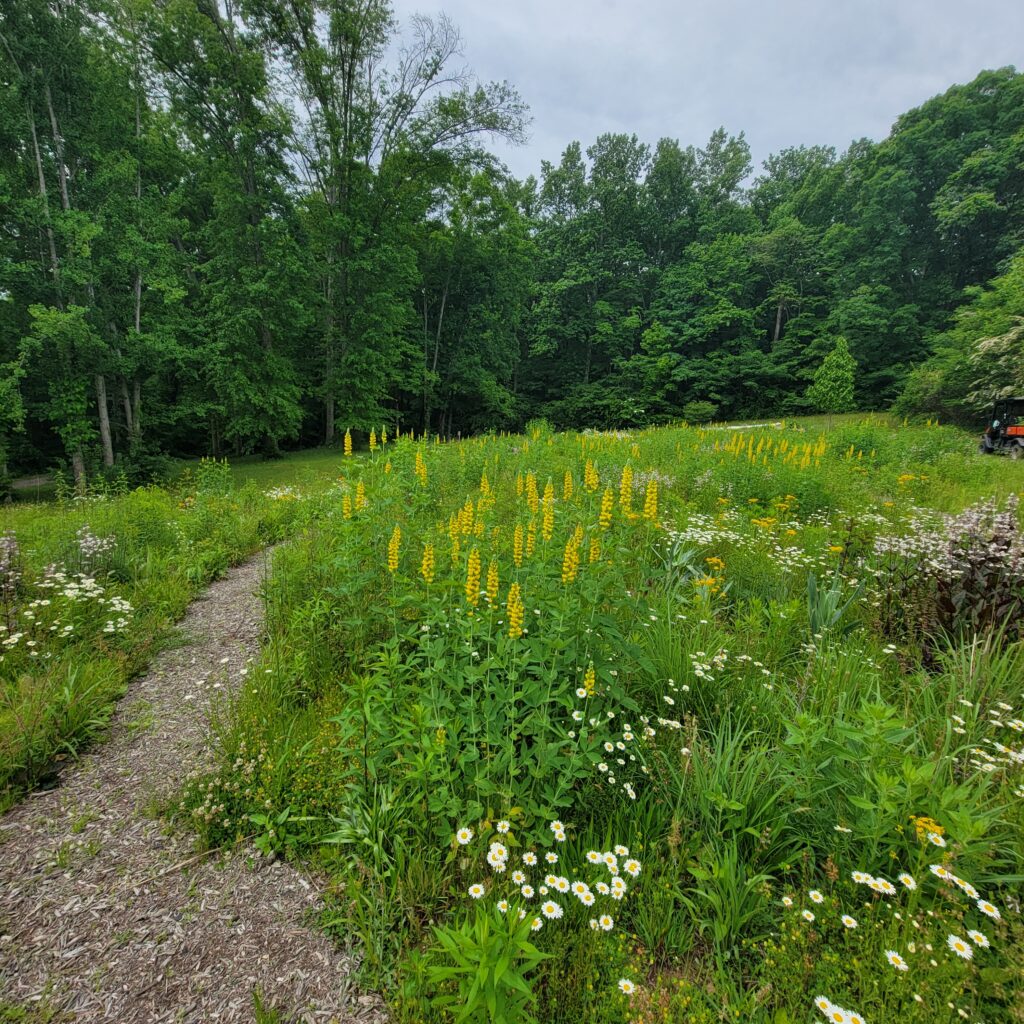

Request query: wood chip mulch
[{"left": 0, "top": 551, "right": 387, "bottom": 1023}]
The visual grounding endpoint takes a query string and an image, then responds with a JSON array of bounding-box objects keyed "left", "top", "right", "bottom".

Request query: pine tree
[{"left": 807, "top": 336, "right": 856, "bottom": 427}]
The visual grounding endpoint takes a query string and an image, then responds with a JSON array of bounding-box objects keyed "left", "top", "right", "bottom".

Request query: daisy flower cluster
[
  {"left": 813, "top": 995, "right": 867, "bottom": 1024},
  {"left": 454, "top": 820, "right": 640, "bottom": 943}
]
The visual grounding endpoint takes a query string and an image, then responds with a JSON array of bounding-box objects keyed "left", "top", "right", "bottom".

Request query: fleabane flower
[
  {"left": 801, "top": 910, "right": 815, "bottom": 922},
  {"left": 813, "top": 996, "right": 833, "bottom": 1015},
  {"left": 456, "top": 827, "right": 474, "bottom": 845},
  {"left": 618, "top": 979, "right": 635, "bottom": 995},
  {"left": 596, "top": 882, "right": 610, "bottom": 895},
  {"left": 841, "top": 915, "right": 858, "bottom": 929},
  {"left": 930, "top": 864, "right": 952, "bottom": 880},
  {"left": 468, "top": 884, "right": 485, "bottom": 899},
  {"left": 947, "top": 934, "right": 973, "bottom": 960},
  {"left": 967, "top": 929, "right": 989, "bottom": 948},
  {"left": 898, "top": 873, "right": 917, "bottom": 890},
  {"left": 598, "top": 914, "right": 614, "bottom": 931},
  {"left": 512, "top": 870, "right": 526, "bottom": 885},
  {"left": 549, "top": 820, "right": 564, "bottom": 833},
  {"left": 809, "top": 889, "right": 824, "bottom": 904},
  {"left": 851, "top": 871, "right": 871, "bottom": 884},
  {"left": 624, "top": 859, "right": 641, "bottom": 878},
  {"left": 781, "top": 895, "right": 794, "bottom": 907},
  {"left": 614, "top": 845, "right": 629, "bottom": 857},
  {"left": 496, "top": 820, "right": 510, "bottom": 834},
  {"left": 545, "top": 852, "right": 559, "bottom": 864},
  {"left": 541, "top": 901, "right": 563, "bottom": 919},
  {"left": 522, "top": 852, "right": 537, "bottom": 866},
  {"left": 927, "top": 832, "right": 947, "bottom": 848},
  {"left": 586, "top": 850, "right": 602, "bottom": 864},
  {"left": 496, "top": 899, "right": 509, "bottom": 913},
  {"left": 520, "top": 885, "right": 534, "bottom": 899}
]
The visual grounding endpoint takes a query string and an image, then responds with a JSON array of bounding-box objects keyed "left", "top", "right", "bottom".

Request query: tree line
[{"left": 2, "top": 0, "right": 1023, "bottom": 489}]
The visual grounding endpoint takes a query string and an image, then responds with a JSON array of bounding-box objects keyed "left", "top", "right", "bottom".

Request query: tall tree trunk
[
  {"left": 25, "top": 98, "right": 62, "bottom": 307},
  {"left": 72, "top": 448, "right": 86, "bottom": 494},
  {"left": 325, "top": 395, "right": 335, "bottom": 445},
  {"left": 120, "top": 378, "right": 134, "bottom": 436},
  {"left": 96, "top": 374, "right": 114, "bottom": 468},
  {"left": 43, "top": 82, "right": 71, "bottom": 214},
  {"left": 132, "top": 381, "right": 141, "bottom": 438},
  {"left": 773, "top": 298, "right": 785, "bottom": 345}
]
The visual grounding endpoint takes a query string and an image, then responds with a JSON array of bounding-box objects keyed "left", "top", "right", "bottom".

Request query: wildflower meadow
[{"left": 3, "top": 418, "right": 1023, "bottom": 1023}]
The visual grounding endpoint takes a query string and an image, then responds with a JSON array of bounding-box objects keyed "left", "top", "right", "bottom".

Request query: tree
[{"left": 806, "top": 336, "right": 856, "bottom": 426}]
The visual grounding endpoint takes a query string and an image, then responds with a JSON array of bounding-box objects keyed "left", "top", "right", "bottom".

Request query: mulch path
[{"left": 0, "top": 551, "right": 386, "bottom": 1023}]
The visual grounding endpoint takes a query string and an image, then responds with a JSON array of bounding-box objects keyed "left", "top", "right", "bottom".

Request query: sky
[{"left": 389, "top": 0, "right": 1024, "bottom": 181}]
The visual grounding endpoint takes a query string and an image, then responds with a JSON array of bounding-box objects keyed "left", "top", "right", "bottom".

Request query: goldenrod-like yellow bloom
[
  {"left": 561, "top": 534, "right": 580, "bottom": 584},
  {"left": 415, "top": 449, "right": 427, "bottom": 487},
  {"left": 387, "top": 525, "right": 401, "bottom": 573},
  {"left": 542, "top": 482, "right": 555, "bottom": 541},
  {"left": 563, "top": 471, "right": 573, "bottom": 500},
  {"left": 355, "top": 480, "right": 367, "bottom": 510},
  {"left": 584, "top": 459, "right": 599, "bottom": 492},
  {"left": 421, "top": 543, "right": 435, "bottom": 584},
  {"left": 516, "top": 473, "right": 524, "bottom": 496},
  {"left": 369, "top": 428, "right": 377, "bottom": 452},
  {"left": 513, "top": 523, "right": 524, "bottom": 568},
  {"left": 384, "top": 460, "right": 392, "bottom": 474},
  {"left": 583, "top": 664, "right": 596, "bottom": 696},
  {"left": 526, "top": 519, "right": 537, "bottom": 557},
  {"left": 526, "top": 472, "right": 539, "bottom": 515},
  {"left": 599, "top": 487, "right": 614, "bottom": 530},
  {"left": 465, "top": 547, "right": 481, "bottom": 607},
  {"left": 619, "top": 466, "right": 633, "bottom": 516},
  {"left": 342, "top": 495, "right": 352, "bottom": 519},
  {"left": 643, "top": 478, "right": 658, "bottom": 522},
  {"left": 344, "top": 429, "right": 353, "bottom": 456},
  {"left": 486, "top": 560, "right": 499, "bottom": 604},
  {"left": 459, "top": 499, "right": 474, "bottom": 535},
  {"left": 480, "top": 471, "right": 491, "bottom": 495},
  {"left": 588, "top": 535, "right": 601, "bottom": 563},
  {"left": 381, "top": 426, "right": 388, "bottom": 446},
  {"left": 507, "top": 582, "right": 524, "bottom": 639}
]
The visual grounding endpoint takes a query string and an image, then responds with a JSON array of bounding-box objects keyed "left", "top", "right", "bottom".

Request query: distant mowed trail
[{"left": 0, "top": 552, "right": 384, "bottom": 1024}]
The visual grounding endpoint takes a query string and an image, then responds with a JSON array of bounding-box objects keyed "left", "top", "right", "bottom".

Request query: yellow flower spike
[
  {"left": 507, "top": 582, "right": 524, "bottom": 639},
  {"left": 342, "top": 495, "right": 352, "bottom": 519},
  {"left": 460, "top": 499, "right": 474, "bottom": 535},
  {"left": 420, "top": 543, "right": 435, "bottom": 584},
  {"left": 480, "top": 471, "right": 490, "bottom": 495},
  {"left": 643, "top": 477, "right": 658, "bottom": 522},
  {"left": 355, "top": 480, "right": 367, "bottom": 510},
  {"left": 387, "top": 525, "right": 401, "bottom": 573},
  {"left": 369, "top": 428, "right": 377, "bottom": 452},
  {"left": 584, "top": 459, "right": 599, "bottom": 492},
  {"left": 486, "top": 560, "right": 499, "bottom": 604},
  {"left": 465, "top": 547, "right": 481, "bottom": 607},
  {"left": 599, "top": 487, "right": 614, "bottom": 530},
  {"left": 516, "top": 473, "right": 524, "bottom": 496},
  {"left": 541, "top": 482, "right": 555, "bottom": 541},
  {"left": 526, "top": 519, "right": 537, "bottom": 557},
  {"left": 381, "top": 426, "right": 387, "bottom": 445},
  {"left": 618, "top": 466, "right": 633, "bottom": 516},
  {"left": 561, "top": 533, "right": 580, "bottom": 584},
  {"left": 384, "top": 460, "right": 392, "bottom": 474},
  {"left": 513, "top": 523, "right": 524, "bottom": 568},
  {"left": 526, "top": 473, "right": 539, "bottom": 515},
  {"left": 344, "top": 429, "right": 353, "bottom": 457},
  {"left": 583, "top": 664, "right": 596, "bottom": 695},
  {"left": 415, "top": 449, "right": 427, "bottom": 487},
  {"left": 563, "top": 470, "right": 574, "bottom": 500},
  {"left": 588, "top": 535, "right": 601, "bottom": 563}
]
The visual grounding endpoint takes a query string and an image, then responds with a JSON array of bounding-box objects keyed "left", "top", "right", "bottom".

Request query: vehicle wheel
[{"left": 1011, "top": 445, "right": 1023, "bottom": 461}]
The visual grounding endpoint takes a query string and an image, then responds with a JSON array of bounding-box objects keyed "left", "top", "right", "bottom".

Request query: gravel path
[{"left": 0, "top": 551, "right": 385, "bottom": 1023}]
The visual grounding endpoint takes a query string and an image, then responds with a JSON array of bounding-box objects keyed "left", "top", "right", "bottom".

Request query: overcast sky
[{"left": 389, "top": 0, "right": 1023, "bottom": 181}]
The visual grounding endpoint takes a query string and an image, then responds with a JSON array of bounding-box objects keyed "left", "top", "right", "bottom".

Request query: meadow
[{"left": 3, "top": 418, "right": 1024, "bottom": 1023}]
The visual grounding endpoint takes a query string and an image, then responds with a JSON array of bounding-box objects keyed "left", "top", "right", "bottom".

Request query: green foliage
[
  {"left": 806, "top": 337, "right": 857, "bottom": 418},
  {"left": 681, "top": 400, "right": 718, "bottom": 424}
]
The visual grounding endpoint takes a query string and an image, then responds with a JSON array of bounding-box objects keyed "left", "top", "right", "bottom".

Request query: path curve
[{"left": 0, "top": 551, "right": 385, "bottom": 1023}]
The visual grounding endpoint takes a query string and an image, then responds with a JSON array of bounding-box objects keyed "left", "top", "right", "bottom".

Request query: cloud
[{"left": 389, "top": 0, "right": 1023, "bottom": 179}]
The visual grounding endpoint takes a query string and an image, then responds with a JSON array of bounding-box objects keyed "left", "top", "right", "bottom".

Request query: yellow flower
[
  {"left": 387, "top": 525, "right": 401, "bottom": 573},
  {"left": 513, "top": 523, "right": 524, "bottom": 568},
  {"left": 465, "top": 547, "right": 481, "bottom": 607},
  {"left": 507, "top": 582, "right": 524, "bottom": 639},
  {"left": 486, "top": 560, "right": 499, "bottom": 604},
  {"left": 415, "top": 449, "right": 427, "bottom": 487},
  {"left": 381, "top": 426, "right": 387, "bottom": 445},
  {"left": 421, "top": 543, "right": 435, "bottom": 584},
  {"left": 480, "top": 471, "right": 491, "bottom": 495},
  {"left": 643, "top": 478, "right": 658, "bottom": 522},
  {"left": 561, "top": 533, "right": 580, "bottom": 584},
  {"left": 342, "top": 495, "right": 352, "bottom": 519},
  {"left": 588, "top": 535, "right": 601, "bottom": 563},
  {"left": 584, "top": 459, "right": 599, "bottom": 492},
  {"left": 619, "top": 465, "right": 633, "bottom": 515},
  {"left": 355, "top": 480, "right": 367, "bottom": 510},
  {"left": 583, "top": 664, "right": 596, "bottom": 696},
  {"left": 563, "top": 471, "right": 574, "bottom": 500},
  {"left": 344, "top": 429, "right": 353, "bottom": 456},
  {"left": 384, "top": 460, "right": 392, "bottom": 474},
  {"left": 369, "top": 428, "right": 377, "bottom": 452},
  {"left": 599, "top": 487, "right": 614, "bottom": 530},
  {"left": 526, "top": 472, "right": 539, "bottom": 515},
  {"left": 542, "top": 482, "right": 555, "bottom": 541},
  {"left": 526, "top": 519, "right": 537, "bottom": 557},
  {"left": 516, "top": 473, "right": 524, "bottom": 496}
]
